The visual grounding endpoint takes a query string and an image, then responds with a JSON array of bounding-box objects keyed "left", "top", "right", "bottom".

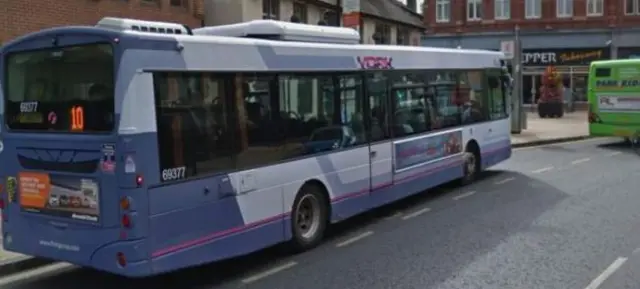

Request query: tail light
[
  {"left": 116, "top": 252, "right": 126, "bottom": 267},
  {"left": 121, "top": 214, "right": 131, "bottom": 228},
  {"left": 0, "top": 198, "right": 4, "bottom": 210}
]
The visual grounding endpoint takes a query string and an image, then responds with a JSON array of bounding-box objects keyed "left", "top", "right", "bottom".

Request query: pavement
[
  {"left": 511, "top": 111, "right": 589, "bottom": 147},
  {"left": 0, "top": 137, "right": 638, "bottom": 289}
]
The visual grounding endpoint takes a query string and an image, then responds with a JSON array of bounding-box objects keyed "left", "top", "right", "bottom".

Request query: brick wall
[
  {"left": 424, "top": 0, "right": 640, "bottom": 34},
  {"left": 0, "top": 0, "right": 204, "bottom": 44}
]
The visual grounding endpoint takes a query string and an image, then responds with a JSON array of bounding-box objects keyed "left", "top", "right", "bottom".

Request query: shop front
[{"left": 522, "top": 47, "right": 610, "bottom": 106}]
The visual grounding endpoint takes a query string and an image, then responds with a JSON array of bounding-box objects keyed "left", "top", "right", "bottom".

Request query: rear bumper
[{"left": 2, "top": 233, "right": 153, "bottom": 277}]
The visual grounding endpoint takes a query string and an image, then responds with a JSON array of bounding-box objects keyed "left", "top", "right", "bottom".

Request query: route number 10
[{"left": 70, "top": 106, "right": 84, "bottom": 131}]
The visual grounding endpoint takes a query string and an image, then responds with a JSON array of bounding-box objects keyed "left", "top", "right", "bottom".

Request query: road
[{"left": 2, "top": 137, "right": 640, "bottom": 289}]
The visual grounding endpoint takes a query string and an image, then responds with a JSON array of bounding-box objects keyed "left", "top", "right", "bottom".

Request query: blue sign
[{"left": 394, "top": 130, "right": 463, "bottom": 171}]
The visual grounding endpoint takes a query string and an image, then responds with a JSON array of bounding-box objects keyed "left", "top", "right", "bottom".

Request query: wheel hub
[{"left": 295, "top": 195, "right": 321, "bottom": 239}]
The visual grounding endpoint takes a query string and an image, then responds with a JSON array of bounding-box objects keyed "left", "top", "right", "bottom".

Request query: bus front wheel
[
  {"left": 459, "top": 144, "right": 481, "bottom": 185},
  {"left": 290, "top": 183, "right": 329, "bottom": 251}
]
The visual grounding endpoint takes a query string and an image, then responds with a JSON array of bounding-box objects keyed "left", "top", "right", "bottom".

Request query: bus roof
[
  {"left": 590, "top": 58, "right": 640, "bottom": 67},
  {"left": 2, "top": 17, "right": 505, "bottom": 72},
  {"left": 192, "top": 20, "right": 361, "bottom": 44}
]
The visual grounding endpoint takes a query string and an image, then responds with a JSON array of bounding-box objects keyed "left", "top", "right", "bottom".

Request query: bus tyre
[
  {"left": 460, "top": 149, "right": 480, "bottom": 185},
  {"left": 290, "top": 184, "right": 328, "bottom": 252}
]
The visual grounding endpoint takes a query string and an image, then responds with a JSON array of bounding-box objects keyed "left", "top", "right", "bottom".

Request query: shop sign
[{"left": 522, "top": 48, "right": 609, "bottom": 66}]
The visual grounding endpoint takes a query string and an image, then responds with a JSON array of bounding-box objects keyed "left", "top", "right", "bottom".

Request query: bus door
[{"left": 365, "top": 73, "right": 393, "bottom": 202}]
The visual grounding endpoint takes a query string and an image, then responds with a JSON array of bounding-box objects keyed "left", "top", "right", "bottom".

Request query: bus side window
[
  {"left": 390, "top": 71, "right": 430, "bottom": 136},
  {"left": 459, "top": 70, "right": 489, "bottom": 124},
  {"left": 487, "top": 70, "right": 508, "bottom": 120},
  {"left": 153, "top": 72, "right": 236, "bottom": 181}
]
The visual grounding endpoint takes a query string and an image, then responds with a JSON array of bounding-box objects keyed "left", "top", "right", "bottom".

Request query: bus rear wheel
[{"left": 290, "top": 184, "right": 328, "bottom": 251}]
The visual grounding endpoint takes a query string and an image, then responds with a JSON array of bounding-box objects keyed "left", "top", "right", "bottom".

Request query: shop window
[
  {"left": 525, "top": 0, "right": 542, "bottom": 18},
  {"left": 373, "top": 23, "right": 391, "bottom": 44},
  {"left": 436, "top": 0, "right": 451, "bottom": 22},
  {"left": 467, "top": 0, "right": 482, "bottom": 21},
  {"left": 396, "top": 28, "right": 411, "bottom": 45}
]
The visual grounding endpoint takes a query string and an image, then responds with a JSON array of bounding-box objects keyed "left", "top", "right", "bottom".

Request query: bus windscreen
[{"left": 4, "top": 43, "right": 115, "bottom": 132}]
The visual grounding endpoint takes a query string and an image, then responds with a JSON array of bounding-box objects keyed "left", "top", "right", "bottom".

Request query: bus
[
  {"left": 0, "top": 17, "right": 512, "bottom": 277},
  {"left": 588, "top": 59, "right": 640, "bottom": 140}
]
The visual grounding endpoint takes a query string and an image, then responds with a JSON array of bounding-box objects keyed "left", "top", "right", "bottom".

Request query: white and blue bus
[{"left": 0, "top": 17, "right": 511, "bottom": 277}]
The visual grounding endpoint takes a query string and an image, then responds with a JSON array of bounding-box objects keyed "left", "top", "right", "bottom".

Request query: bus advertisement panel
[
  {"left": 18, "top": 172, "right": 100, "bottom": 222},
  {"left": 394, "top": 130, "right": 463, "bottom": 171}
]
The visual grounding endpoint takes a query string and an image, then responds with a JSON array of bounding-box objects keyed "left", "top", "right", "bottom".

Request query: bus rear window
[
  {"left": 594, "top": 67, "right": 611, "bottom": 77},
  {"left": 4, "top": 43, "right": 115, "bottom": 132}
]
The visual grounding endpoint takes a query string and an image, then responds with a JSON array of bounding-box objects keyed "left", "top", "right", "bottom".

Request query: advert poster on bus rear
[
  {"left": 18, "top": 172, "right": 100, "bottom": 222},
  {"left": 394, "top": 130, "right": 463, "bottom": 171}
]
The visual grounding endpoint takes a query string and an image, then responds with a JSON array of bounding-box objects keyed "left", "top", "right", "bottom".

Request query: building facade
[
  {"left": 208, "top": 0, "right": 424, "bottom": 45},
  {"left": 421, "top": 0, "right": 640, "bottom": 105},
  {"left": 1, "top": 0, "right": 204, "bottom": 44}
]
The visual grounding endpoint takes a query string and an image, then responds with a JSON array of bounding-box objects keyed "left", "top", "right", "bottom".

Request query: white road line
[
  {"left": 571, "top": 158, "right": 591, "bottom": 165},
  {"left": 494, "top": 177, "right": 515, "bottom": 185},
  {"left": 605, "top": 151, "right": 621, "bottom": 157},
  {"left": 452, "top": 191, "right": 476, "bottom": 201},
  {"left": 531, "top": 166, "right": 554, "bottom": 174},
  {"left": 401, "top": 208, "right": 431, "bottom": 220},
  {"left": 241, "top": 261, "right": 298, "bottom": 284},
  {"left": 384, "top": 212, "right": 402, "bottom": 220},
  {"left": 0, "top": 262, "right": 76, "bottom": 287},
  {"left": 584, "top": 257, "right": 627, "bottom": 289},
  {"left": 335, "top": 231, "right": 374, "bottom": 247}
]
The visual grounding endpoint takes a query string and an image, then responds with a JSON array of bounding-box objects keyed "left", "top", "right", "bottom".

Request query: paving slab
[{"left": 512, "top": 111, "right": 590, "bottom": 147}]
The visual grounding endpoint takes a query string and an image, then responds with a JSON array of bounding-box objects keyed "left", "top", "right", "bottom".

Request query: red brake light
[
  {"left": 117, "top": 252, "right": 126, "bottom": 267},
  {"left": 0, "top": 198, "right": 4, "bottom": 210},
  {"left": 121, "top": 214, "right": 131, "bottom": 228}
]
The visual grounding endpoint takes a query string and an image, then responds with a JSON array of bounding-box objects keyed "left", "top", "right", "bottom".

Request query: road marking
[
  {"left": 494, "top": 177, "right": 515, "bottom": 185},
  {"left": 571, "top": 158, "right": 591, "bottom": 165},
  {"left": 0, "top": 262, "right": 76, "bottom": 287},
  {"left": 241, "top": 261, "right": 298, "bottom": 284},
  {"left": 605, "top": 151, "right": 621, "bottom": 157},
  {"left": 452, "top": 191, "right": 476, "bottom": 201},
  {"left": 531, "top": 166, "right": 554, "bottom": 174},
  {"left": 384, "top": 212, "right": 402, "bottom": 220},
  {"left": 336, "top": 231, "right": 374, "bottom": 247},
  {"left": 401, "top": 208, "right": 431, "bottom": 220},
  {"left": 584, "top": 257, "right": 627, "bottom": 289}
]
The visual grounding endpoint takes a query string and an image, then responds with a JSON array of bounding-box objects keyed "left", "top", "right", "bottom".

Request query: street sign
[{"left": 500, "top": 40, "right": 515, "bottom": 60}]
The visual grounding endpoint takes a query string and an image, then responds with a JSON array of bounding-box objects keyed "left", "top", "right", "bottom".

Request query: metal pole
[{"left": 511, "top": 25, "right": 523, "bottom": 133}]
